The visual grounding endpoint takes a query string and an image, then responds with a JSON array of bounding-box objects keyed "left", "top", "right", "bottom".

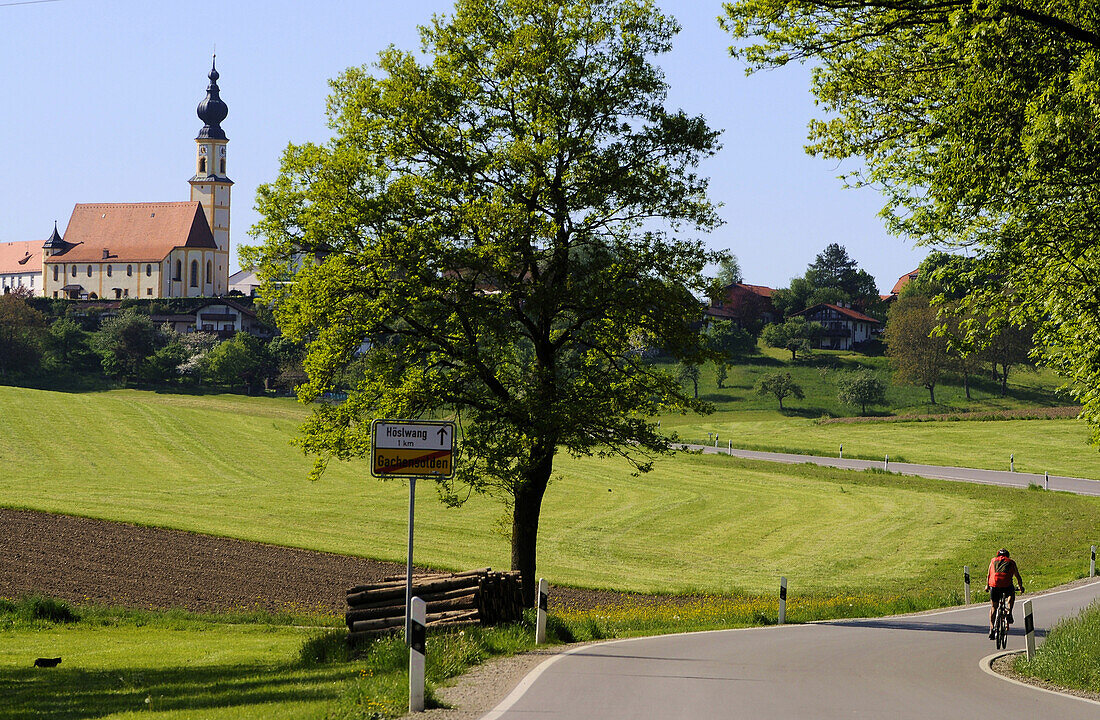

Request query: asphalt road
[
  {"left": 689, "top": 445, "right": 1100, "bottom": 497},
  {"left": 482, "top": 580, "right": 1100, "bottom": 719}
]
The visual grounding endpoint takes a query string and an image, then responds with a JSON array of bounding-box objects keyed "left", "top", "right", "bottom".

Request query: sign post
[{"left": 371, "top": 419, "right": 455, "bottom": 644}]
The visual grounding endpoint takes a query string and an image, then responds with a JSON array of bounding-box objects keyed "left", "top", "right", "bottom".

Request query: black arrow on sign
[{"left": 437, "top": 427, "right": 449, "bottom": 445}]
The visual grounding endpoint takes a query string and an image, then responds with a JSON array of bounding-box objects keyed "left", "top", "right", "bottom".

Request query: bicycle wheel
[{"left": 996, "top": 606, "right": 1009, "bottom": 649}]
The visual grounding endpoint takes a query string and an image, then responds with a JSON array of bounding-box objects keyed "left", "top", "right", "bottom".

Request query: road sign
[{"left": 371, "top": 420, "right": 455, "bottom": 478}]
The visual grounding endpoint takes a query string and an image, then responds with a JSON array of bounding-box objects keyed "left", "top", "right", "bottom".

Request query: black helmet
[{"left": 997, "top": 548, "right": 1010, "bottom": 556}]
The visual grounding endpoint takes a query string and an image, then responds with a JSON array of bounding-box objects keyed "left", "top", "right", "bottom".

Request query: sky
[{"left": 0, "top": 0, "right": 928, "bottom": 293}]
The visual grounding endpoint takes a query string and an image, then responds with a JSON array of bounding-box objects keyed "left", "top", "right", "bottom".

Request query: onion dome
[
  {"left": 196, "top": 56, "right": 228, "bottom": 140},
  {"left": 42, "top": 221, "right": 66, "bottom": 250}
]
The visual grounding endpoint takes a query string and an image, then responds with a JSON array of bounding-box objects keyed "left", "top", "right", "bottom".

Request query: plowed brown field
[{"left": 0, "top": 508, "right": 653, "bottom": 614}]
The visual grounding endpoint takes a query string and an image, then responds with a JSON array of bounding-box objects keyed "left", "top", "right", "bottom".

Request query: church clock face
[{"left": 200, "top": 146, "right": 208, "bottom": 155}]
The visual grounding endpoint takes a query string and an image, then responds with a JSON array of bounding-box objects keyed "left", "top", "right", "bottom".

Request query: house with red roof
[
  {"left": 790, "top": 303, "right": 881, "bottom": 351},
  {"left": 705, "top": 282, "right": 777, "bottom": 328},
  {"left": 0, "top": 239, "right": 42, "bottom": 294},
  {"left": 889, "top": 268, "right": 920, "bottom": 298}
]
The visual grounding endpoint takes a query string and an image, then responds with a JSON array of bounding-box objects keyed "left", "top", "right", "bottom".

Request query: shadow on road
[{"left": 824, "top": 618, "right": 1048, "bottom": 639}]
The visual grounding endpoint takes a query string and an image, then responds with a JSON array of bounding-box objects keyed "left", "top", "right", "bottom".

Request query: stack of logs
[{"left": 346, "top": 568, "right": 525, "bottom": 643}]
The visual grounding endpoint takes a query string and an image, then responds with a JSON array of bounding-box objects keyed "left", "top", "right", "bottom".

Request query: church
[{"left": 0, "top": 60, "right": 233, "bottom": 300}]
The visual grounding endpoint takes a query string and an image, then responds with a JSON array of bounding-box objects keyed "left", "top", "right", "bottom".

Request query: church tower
[{"left": 189, "top": 56, "right": 232, "bottom": 295}]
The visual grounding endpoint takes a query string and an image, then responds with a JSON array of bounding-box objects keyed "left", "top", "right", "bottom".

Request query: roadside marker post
[
  {"left": 535, "top": 578, "right": 548, "bottom": 644},
  {"left": 409, "top": 597, "right": 426, "bottom": 713},
  {"left": 714, "top": 434, "right": 719, "bottom": 448},
  {"left": 778, "top": 577, "right": 787, "bottom": 625},
  {"left": 1091, "top": 546, "right": 1096, "bottom": 578},
  {"left": 728, "top": 439, "right": 732, "bottom": 454},
  {"left": 1010, "top": 454, "right": 1014, "bottom": 472},
  {"left": 839, "top": 444, "right": 843, "bottom": 459},
  {"left": 1045, "top": 471, "right": 1049, "bottom": 490},
  {"left": 963, "top": 566, "right": 971, "bottom": 605},
  {"left": 370, "top": 419, "right": 455, "bottom": 644},
  {"left": 884, "top": 454, "right": 889, "bottom": 471},
  {"left": 1023, "top": 600, "right": 1036, "bottom": 660}
]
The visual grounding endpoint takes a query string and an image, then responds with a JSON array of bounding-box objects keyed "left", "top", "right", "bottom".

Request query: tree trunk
[
  {"left": 964, "top": 371, "right": 971, "bottom": 400},
  {"left": 511, "top": 441, "right": 555, "bottom": 606},
  {"left": 927, "top": 383, "right": 936, "bottom": 404},
  {"left": 1000, "top": 364, "right": 1008, "bottom": 397}
]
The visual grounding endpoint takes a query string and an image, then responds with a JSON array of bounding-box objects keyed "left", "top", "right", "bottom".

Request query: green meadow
[{"left": 0, "top": 386, "right": 1097, "bottom": 596}]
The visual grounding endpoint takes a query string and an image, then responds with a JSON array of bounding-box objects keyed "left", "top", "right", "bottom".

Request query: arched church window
[
  {"left": 199, "top": 157, "right": 207, "bottom": 173},
  {"left": 71, "top": 266, "right": 76, "bottom": 277},
  {"left": 206, "top": 260, "right": 212, "bottom": 284},
  {"left": 146, "top": 264, "right": 152, "bottom": 277},
  {"left": 219, "top": 159, "right": 225, "bottom": 174},
  {"left": 106, "top": 265, "right": 112, "bottom": 277},
  {"left": 87, "top": 266, "right": 92, "bottom": 277},
  {"left": 127, "top": 265, "right": 132, "bottom": 277},
  {"left": 190, "top": 260, "right": 199, "bottom": 288},
  {"left": 53, "top": 266, "right": 58, "bottom": 281},
  {"left": 174, "top": 260, "right": 182, "bottom": 282}
]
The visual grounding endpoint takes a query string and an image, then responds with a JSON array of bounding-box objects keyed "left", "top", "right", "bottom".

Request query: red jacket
[{"left": 988, "top": 556, "right": 1018, "bottom": 589}]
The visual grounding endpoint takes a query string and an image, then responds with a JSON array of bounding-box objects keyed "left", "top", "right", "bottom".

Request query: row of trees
[
  {"left": 885, "top": 254, "right": 1034, "bottom": 404},
  {"left": 0, "top": 289, "right": 304, "bottom": 394}
]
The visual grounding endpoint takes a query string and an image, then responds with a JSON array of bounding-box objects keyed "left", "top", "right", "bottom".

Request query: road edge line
[{"left": 980, "top": 651, "right": 1100, "bottom": 707}]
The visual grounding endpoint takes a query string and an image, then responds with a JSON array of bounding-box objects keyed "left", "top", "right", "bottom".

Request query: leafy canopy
[
  {"left": 721, "top": 1, "right": 1100, "bottom": 437},
  {"left": 247, "top": 0, "right": 722, "bottom": 593}
]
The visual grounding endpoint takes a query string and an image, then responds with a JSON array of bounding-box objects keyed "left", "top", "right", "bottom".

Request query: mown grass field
[{"left": 0, "top": 386, "right": 1097, "bottom": 596}]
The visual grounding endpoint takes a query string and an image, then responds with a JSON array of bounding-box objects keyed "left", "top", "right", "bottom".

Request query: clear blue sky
[{"left": 1, "top": 0, "right": 927, "bottom": 292}]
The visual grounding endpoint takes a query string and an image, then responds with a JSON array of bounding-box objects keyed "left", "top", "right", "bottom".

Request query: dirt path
[{"left": 0, "top": 508, "right": 667, "bottom": 614}]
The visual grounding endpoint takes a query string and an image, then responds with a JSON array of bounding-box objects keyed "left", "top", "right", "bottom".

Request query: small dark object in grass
[{"left": 33, "top": 657, "right": 61, "bottom": 668}]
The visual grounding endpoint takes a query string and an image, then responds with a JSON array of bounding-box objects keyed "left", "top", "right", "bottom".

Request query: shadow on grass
[
  {"left": 0, "top": 662, "right": 350, "bottom": 720},
  {"left": 779, "top": 406, "right": 833, "bottom": 418}
]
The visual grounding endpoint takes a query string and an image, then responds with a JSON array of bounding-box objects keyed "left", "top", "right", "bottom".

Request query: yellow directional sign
[{"left": 370, "top": 420, "right": 455, "bottom": 478}]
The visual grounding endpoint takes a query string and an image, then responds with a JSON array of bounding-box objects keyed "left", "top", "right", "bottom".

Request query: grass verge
[{"left": 1012, "top": 600, "right": 1100, "bottom": 694}]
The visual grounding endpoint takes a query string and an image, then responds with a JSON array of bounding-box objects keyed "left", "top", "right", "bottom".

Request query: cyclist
[{"left": 985, "top": 548, "right": 1024, "bottom": 639}]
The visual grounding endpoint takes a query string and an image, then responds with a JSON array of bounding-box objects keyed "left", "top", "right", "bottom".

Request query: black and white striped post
[
  {"left": 535, "top": 578, "right": 548, "bottom": 645},
  {"left": 963, "top": 566, "right": 971, "bottom": 605},
  {"left": 1010, "top": 454, "right": 1014, "bottom": 472},
  {"left": 778, "top": 576, "right": 787, "bottom": 625},
  {"left": 714, "top": 434, "right": 719, "bottom": 448},
  {"left": 1023, "top": 599, "right": 1036, "bottom": 660},
  {"left": 409, "top": 597, "right": 426, "bottom": 713},
  {"left": 1091, "top": 545, "right": 1096, "bottom": 578},
  {"left": 839, "top": 444, "right": 843, "bottom": 459},
  {"left": 1045, "top": 471, "right": 1049, "bottom": 490},
  {"left": 884, "top": 454, "right": 889, "bottom": 471}
]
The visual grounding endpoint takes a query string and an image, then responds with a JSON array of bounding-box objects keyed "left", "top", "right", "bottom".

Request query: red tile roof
[
  {"left": 891, "top": 269, "right": 919, "bottom": 295},
  {"left": 795, "top": 303, "right": 881, "bottom": 324},
  {"left": 45, "top": 202, "right": 217, "bottom": 264},
  {"left": 0, "top": 240, "right": 42, "bottom": 275}
]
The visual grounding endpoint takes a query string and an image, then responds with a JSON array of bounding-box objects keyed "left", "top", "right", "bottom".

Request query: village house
[
  {"left": 705, "top": 282, "right": 777, "bottom": 328},
  {"left": 0, "top": 239, "right": 41, "bottom": 294},
  {"left": 791, "top": 303, "right": 881, "bottom": 351}
]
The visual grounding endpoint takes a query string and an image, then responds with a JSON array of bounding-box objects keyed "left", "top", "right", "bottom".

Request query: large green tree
[
  {"left": 771, "top": 244, "right": 880, "bottom": 318},
  {"left": 721, "top": 1, "right": 1100, "bottom": 437},
  {"left": 247, "top": 0, "right": 721, "bottom": 599},
  {"left": 884, "top": 295, "right": 950, "bottom": 404}
]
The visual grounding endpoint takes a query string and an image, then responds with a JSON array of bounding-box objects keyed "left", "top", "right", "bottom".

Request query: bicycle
[{"left": 989, "top": 586, "right": 1023, "bottom": 650}]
